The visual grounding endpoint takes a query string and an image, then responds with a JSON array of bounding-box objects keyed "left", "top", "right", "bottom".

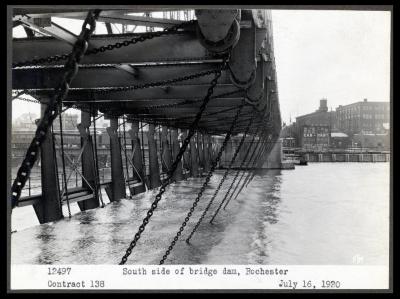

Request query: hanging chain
[
  {"left": 220, "top": 105, "right": 269, "bottom": 210},
  {"left": 138, "top": 89, "right": 245, "bottom": 111},
  {"left": 14, "top": 75, "right": 243, "bottom": 124},
  {"left": 232, "top": 133, "right": 269, "bottom": 202},
  {"left": 228, "top": 129, "right": 267, "bottom": 203},
  {"left": 118, "top": 51, "right": 231, "bottom": 265},
  {"left": 93, "top": 68, "right": 220, "bottom": 94},
  {"left": 92, "top": 110, "right": 105, "bottom": 208},
  {"left": 58, "top": 106, "right": 72, "bottom": 217},
  {"left": 13, "top": 20, "right": 196, "bottom": 68},
  {"left": 209, "top": 114, "right": 255, "bottom": 224},
  {"left": 222, "top": 126, "right": 263, "bottom": 211},
  {"left": 11, "top": 10, "right": 101, "bottom": 208},
  {"left": 159, "top": 102, "right": 245, "bottom": 264},
  {"left": 122, "top": 115, "right": 132, "bottom": 199},
  {"left": 185, "top": 111, "right": 256, "bottom": 243},
  {"left": 51, "top": 124, "right": 64, "bottom": 218},
  {"left": 244, "top": 134, "right": 273, "bottom": 189}
]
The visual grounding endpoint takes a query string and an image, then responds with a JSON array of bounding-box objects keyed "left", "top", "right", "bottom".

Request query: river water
[{"left": 10, "top": 163, "right": 390, "bottom": 265}]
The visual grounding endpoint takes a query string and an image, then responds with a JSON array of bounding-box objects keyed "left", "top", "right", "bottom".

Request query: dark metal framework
[{"left": 10, "top": 7, "right": 282, "bottom": 263}]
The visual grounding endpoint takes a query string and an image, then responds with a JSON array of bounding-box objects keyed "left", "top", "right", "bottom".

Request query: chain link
[
  {"left": 219, "top": 105, "right": 270, "bottom": 210},
  {"left": 222, "top": 125, "right": 263, "bottom": 211},
  {"left": 11, "top": 10, "right": 101, "bottom": 208},
  {"left": 232, "top": 133, "right": 269, "bottom": 201},
  {"left": 245, "top": 134, "right": 274, "bottom": 188},
  {"left": 137, "top": 89, "right": 245, "bottom": 111},
  {"left": 94, "top": 68, "right": 220, "bottom": 94},
  {"left": 118, "top": 52, "right": 231, "bottom": 265},
  {"left": 159, "top": 102, "right": 244, "bottom": 264},
  {"left": 228, "top": 128, "right": 267, "bottom": 203},
  {"left": 208, "top": 114, "right": 255, "bottom": 224},
  {"left": 185, "top": 110, "right": 256, "bottom": 243},
  {"left": 12, "top": 20, "right": 196, "bottom": 68}
]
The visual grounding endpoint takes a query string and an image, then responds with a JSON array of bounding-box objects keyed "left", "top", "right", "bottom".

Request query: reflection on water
[{"left": 11, "top": 163, "right": 390, "bottom": 265}]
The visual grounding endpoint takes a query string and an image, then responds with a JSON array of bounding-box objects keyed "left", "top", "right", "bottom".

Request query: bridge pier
[
  {"left": 197, "top": 132, "right": 204, "bottom": 174},
  {"left": 171, "top": 128, "right": 183, "bottom": 182},
  {"left": 128, "top": 121, "right": 146, "bottom": 195},
  {"left": 208, "top": 135, "right": 215, "bottom": 162},
  {"left": 181, "top": 129, "right": 191, "bottom": 178},
  {"left": 106, "top": 117, "right": 126, "bottom": 201},
  {"left": 160, "top": 125, "right": 172, "bottom": 175},
  {"left": 148, "top": 123, "right": 161, "bottom": 188},
  {"left": 262, "top": 139, "right": 282, "bottom": 169},
  {"left": 203, "top": 134, "right": 211, "bottom": 173},
  {"left": 76, "top": 111, "right": 100, "bottom": 210},
  {"left": 190, "top": 132, "right": 200, "bottom": 177},
  {"left": 33, "top": 101, "right": 63, "bottom": 224}
]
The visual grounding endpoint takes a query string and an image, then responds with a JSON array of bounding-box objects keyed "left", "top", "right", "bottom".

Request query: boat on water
[{"left": 283, "top": 154, "right": 308, "bottom": 166}]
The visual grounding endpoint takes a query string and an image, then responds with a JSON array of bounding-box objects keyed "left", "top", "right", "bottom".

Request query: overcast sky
[{"left": 12, "top": 9, "right": 391, "bottom": 125}]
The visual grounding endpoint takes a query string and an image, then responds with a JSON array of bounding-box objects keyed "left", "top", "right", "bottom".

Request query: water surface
[{"left": 11, "top": 163, "right": 390, "bottom": 265}]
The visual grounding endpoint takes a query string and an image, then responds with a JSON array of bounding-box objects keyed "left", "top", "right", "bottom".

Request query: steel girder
[
  {"left": 12, "top": 64, "right": 229, "bottom": 90},
  {"left": 11, "top": 8, "right": 281, "bottom": 138},
  {"left": 30, "top": 84, "right": 241, "bottom": 101},
  {"left": 12, "top": 31, "right": 209, "bottom": 66}
]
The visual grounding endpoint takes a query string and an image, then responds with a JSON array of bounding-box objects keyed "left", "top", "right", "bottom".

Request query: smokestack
[{"left": 319, "top": 98, "right": 328, "bottom": 112}]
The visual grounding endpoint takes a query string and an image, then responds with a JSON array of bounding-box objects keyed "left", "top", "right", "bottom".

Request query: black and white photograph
[{"left": 7, "top": 5, "right": 392, "bottom": 292}]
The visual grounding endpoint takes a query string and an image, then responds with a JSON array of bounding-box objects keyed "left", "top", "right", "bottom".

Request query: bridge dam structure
[{"left": 10, "top": 8, "right": 282, "bottom": 264}]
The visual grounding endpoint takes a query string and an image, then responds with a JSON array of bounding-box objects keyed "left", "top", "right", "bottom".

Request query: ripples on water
[{"left": 11, "top": 163, "right": 389, "bottom": 265}]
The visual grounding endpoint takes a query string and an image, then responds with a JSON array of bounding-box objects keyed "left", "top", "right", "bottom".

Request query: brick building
[
  {"left": 295, "top": 99, "right": 336, "bottom": 149},
  {"left": 336, "top": 99, "right": 390, "bottom": 136}
]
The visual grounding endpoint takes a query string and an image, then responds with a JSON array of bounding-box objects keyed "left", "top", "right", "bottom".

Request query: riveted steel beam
[
  {"left": 12, "top": 8, "right": 182, "bottom": 18},
  {"left": 12, "top": 64, "right": 230, "bottom": 90},
  {"left": 12, "top": 8, "right": 129, "bottom": 16},
  {"left": 39, "top": 84, "right": 241, "bottom": 102},
  {"left": 66, "top": 12, "right": 184, "bottom": 28},
  {"left": 13, "top": 15, "right": 79, "bottom": 45},
  {"left": 12, "top": 32, "right": 208, "bottom": 66}
]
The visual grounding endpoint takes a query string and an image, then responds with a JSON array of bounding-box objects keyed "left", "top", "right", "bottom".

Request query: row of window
[
  {"left": 338, "top": 113, "right": 388, "bottom": 120},
  {"left": 338, "top": 105, "right": 388, "bottom": 113},
  {"left": 304, "top": 133, "right": 329, "bottom": 137}
]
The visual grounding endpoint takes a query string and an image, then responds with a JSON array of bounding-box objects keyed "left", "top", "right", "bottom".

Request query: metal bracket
[
  {"left": 13, "top": 15, "right": 78, "bottom": 46},
  {"left": 195, "top": 9, "right": 240, "bottom": 53}
]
